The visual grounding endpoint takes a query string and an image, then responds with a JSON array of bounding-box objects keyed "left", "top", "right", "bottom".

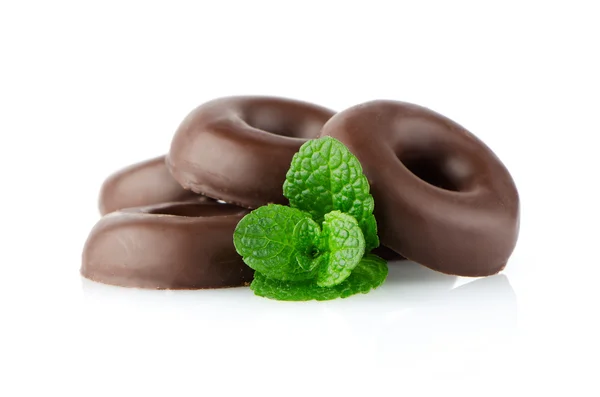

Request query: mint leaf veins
[
  {"left": 233, "top": 204, "right": 321, "bottom": 281},
  {"left": 283, "top": 136, "right": 380, "bottom": 252}
]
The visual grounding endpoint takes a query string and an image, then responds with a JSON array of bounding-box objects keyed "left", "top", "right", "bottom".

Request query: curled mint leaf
[
  {"left": 292, "top": 217, "right": 321, "bottom": 272},
  {"left": 283, "top": 136, "right": 379, "bottom": 251},
  {"left": 233, "top": 204, "right": 320, "bottom": 281},
  {"left": 343, "top": 254, "right": 389, "bottom": 294},
  {"left": 250, "top": 254, "right": 389, "bottom": 301},
  {"left": 359, "top": 213, "right": 378, "bottom": 253},
  {"left": 315, "top": 211, "right": 365, "bottom": 287}
]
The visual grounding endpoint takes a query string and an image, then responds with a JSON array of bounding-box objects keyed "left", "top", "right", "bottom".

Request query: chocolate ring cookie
[
  {"left": 82, "top": 201, "right": 253, "bottom": 289},
  {"left": 166, "top": 96, "right": 335, "bottom": 208},
  {"left": 99, "top": 156, "right": 205, "bottom": 215},
  {"left": 320, "top": 100, "right": 519, "bottom": 276}
]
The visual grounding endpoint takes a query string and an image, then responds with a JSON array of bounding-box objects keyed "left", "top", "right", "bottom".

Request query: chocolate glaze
[
  {"left": 166, "top": 96, "right": 335, "bottom": 208},
  {"left": 81, "top": 201, "right": 254, "bottom": 289},
  {"left": 99, "top": 156, "right": 206, "bottom": 215},
  {"left": 321, "top": 100, "right": 520, "bottom": 277}
]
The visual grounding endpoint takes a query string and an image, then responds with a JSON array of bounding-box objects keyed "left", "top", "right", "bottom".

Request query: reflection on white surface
[{"left": 80, "top": 260, "right": 516, "bottom": 368}]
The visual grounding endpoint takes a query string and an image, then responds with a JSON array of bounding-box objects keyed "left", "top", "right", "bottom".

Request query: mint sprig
[
  {"left": 233, "top": 137, "right": 388, "bottom": 301},
  {"left": 234, "top": 207, "right": 365, "bottom": 287},
  {"left": 283, "top": 136, "right": 379, "bottom": 252}
]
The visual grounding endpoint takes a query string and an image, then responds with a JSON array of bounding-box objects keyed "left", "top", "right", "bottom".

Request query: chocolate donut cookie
[
  {"left": 321, "top": 100, "right": 519, "bottom": 276},
  {"left": 166, "top": 96, "right": 335, "bottom": 208},
  {"left": 82, "top": 201, "right": 253, "bottom": 289},
  {"left": 99, "top": 156, "right": 205, "bottom": 215}
]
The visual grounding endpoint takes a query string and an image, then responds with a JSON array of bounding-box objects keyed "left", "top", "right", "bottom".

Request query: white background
[{"left": 1, "top": 1, "right": 599, "bottom": 395}]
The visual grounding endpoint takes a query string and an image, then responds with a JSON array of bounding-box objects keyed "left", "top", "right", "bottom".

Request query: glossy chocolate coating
[
  {"left": 166, "top": 96, "right": 335, "bottom": 208},
  {"left": 82, "top": 201, "right": 254, "bottom": 289},
  {"left": 321, "top": 100, "right": 520, "bottom": 277},
  {"left": 99, "top": 156, "right": 206, "bottom": 215}
]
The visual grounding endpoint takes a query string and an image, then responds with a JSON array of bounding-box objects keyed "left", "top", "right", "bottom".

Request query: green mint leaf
[
  {"left": 250, "top": 254, "right": 388, "bottom": 301},
  {"left": 292, "top": 217, "right": 321, "bottom": 272},
  {"left": 340, "top": 254, "right": 388, "bottom": 296},
  {"left": 250, "top": 272, "right": 341, "bottom": 301},
  {"left": 233, "top": 204, "right": 320, "bottom": 281},
  {"left": 315, "top": 211, "right": 365, "bottom": 287},
  {"left": 358, "top": 213, "right": 378, "bottom": 255},
  {"left": 283, "top": 136, "right": 379, "bottom": 251}
]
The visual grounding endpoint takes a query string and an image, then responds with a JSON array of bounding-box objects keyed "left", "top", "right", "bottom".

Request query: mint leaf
[
  {"left": 250, "top": 254, "right": 388, "bottom": 301},
  {"left": 358, "top": 213, "right": 378, "bottom": 254},
  {"left": 292, "top": 217, "right": 321, "bottom": 272},
  {"left": 283, "top": 137, "right": 379, "bottom": 251},
  {"left": 315, "top": 211, "right": 365, "bottom": 287},
  {"left": 233, "top": 204, "right": 320, "bottom": 281},
  {"left": 250, "top": 272, "right": 341, "bottom": 301},
  {"left": 341, "top": 254, "right": 388, "bottom": 295}
]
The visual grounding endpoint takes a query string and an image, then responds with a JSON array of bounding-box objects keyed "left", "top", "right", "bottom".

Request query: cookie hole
[
  {"left": 400, "top": 152, "right": 466, "bottom": 192},
  {"left": 148, "top": 203, "right": 245, "bottom": 217},
  {"left": 243, "top": 103, "right": 323, "bottom": 139},
  {"left": 245, "top": 111, "right": 299, "bottom": 138}
]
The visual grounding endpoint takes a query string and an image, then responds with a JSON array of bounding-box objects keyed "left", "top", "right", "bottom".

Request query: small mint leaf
[
  {"left": 338, "top": 254, "right": 388, "bottom": 296},
  {"left": 233, "top": 204, "right": 320, "bottom": 281},
  {"left": 293, "top": 217, "right": 321, "bottom": 258},
  {"left": 283, "top": 137, "right": 379, "bottom": 252},
  {"left": 315, "top": 211, "right": 365, "bottom": 287},
  {"left": 359, "top": 213, "right": 379, "bottom": 257},
  {"left": 293, "top": 217, "right": 321, "bottom": 272},
  {"left": 250, "top": 254, "right": 388, "bottom": 301}
]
